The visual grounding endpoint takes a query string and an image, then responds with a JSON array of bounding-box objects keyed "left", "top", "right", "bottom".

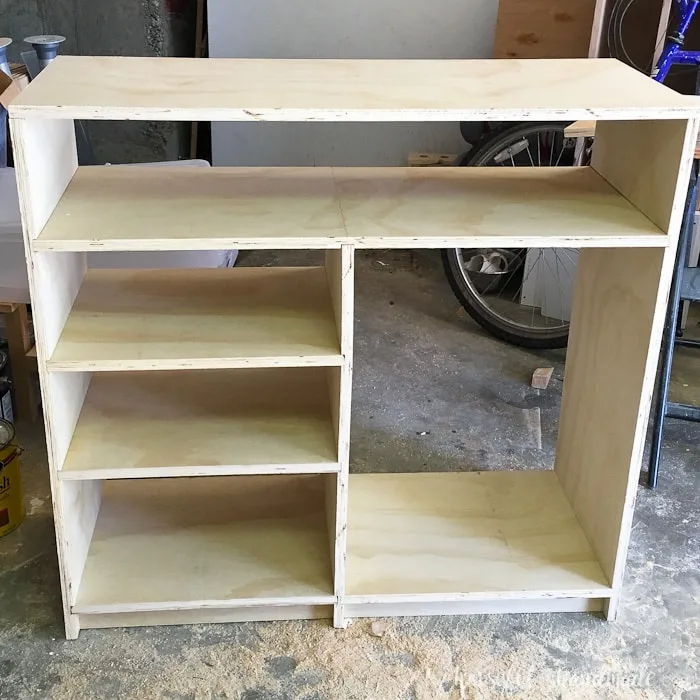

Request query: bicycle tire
[{"left": 444, "top": 122, "right": 575, "bottom": 349}]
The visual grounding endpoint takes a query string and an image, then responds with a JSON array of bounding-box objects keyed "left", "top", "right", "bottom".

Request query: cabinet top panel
[{"left": 9, "top": 56, "right": 699, "bottom": 121}]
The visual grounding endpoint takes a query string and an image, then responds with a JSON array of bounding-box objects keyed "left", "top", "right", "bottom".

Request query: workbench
[{"left": 8, "top": 56, "right": 698, "bottom": 639}]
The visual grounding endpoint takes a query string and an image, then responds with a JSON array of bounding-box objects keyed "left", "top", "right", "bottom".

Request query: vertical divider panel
[
  {"left": 556, "top": 118, "right": 698, "bottom": 620},
  {"left": 324, "top": 245, "right": 354, "bottom": 627},
  {"left": 9, "top": 117, "right": 94, "bottom": 639}
]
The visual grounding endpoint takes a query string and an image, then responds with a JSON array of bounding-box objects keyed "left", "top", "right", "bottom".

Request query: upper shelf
[
  {"left": 48, "top": 267, "right": 343, "bottom": 371},
  {"left": 33, "top": 165, "right": 667, "bottom": 251},
  {"left": 9, "top": 56, "right": 699, "bottom": 121}
]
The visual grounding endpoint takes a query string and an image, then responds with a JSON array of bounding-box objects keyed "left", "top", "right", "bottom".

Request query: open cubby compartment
[
  {"left": 61, "top": 474, "right": 340, "bottom": 629},
  {"left": 344, "top": 470, "right": 613, "bottom": 618},
  {"left": 34, "top": 245, "right": 353, "bottom": 481},
  {"left": 340, "top": 120, "right": 699, "bottom": 624},
  {"left": 342, "top": 250, "right": 687, "bottom": 626},
  {"left": 40, "top": 251, "right": 349, "bottom": 372},
  {"left": 52, "top": 367, "right": 342, "bottom": 480}
]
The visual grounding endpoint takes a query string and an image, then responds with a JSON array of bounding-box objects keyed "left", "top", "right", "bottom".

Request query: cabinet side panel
[
  {"left": 591, "top": 119, "right": 693, "bottom": 233},
  {"left": 554, "top": 248, "right": 664, "bottom": 583},
  {"left": 563, "top": 120, "right": 697, "bottom": 619},
  {"left": 9, "top": 118, "right": 84, "bottom": 639}
]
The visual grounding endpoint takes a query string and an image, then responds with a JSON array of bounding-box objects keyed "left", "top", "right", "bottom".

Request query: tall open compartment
[{"left": 8, "top": 56, "right": 698, "bottom": 638}]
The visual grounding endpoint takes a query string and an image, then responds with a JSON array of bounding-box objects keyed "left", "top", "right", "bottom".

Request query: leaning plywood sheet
[
  {"left": 493, "top": 0, "right": 602, "bottom": 59},
  {"left": 9, "top": 56, "right": 698, "bottom": 121}
]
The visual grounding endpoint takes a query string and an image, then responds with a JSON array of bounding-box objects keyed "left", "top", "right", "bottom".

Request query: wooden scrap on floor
[
  {"left": 531, "top": 367, "right": 554, "bottom": 390},
  {"left": 407, "top": 152, "right": 459, "bottom": 167},
  {"left": 522, "top": 407, "right": 543, "bottom": 450}
]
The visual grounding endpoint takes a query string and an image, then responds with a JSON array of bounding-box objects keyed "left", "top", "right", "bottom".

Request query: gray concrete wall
[{"left": 2, "top": 0, "right": 195, "bottom": 163}]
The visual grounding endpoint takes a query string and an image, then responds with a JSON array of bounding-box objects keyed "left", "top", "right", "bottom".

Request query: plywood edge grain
[
  {"left": 344, "top": 588, "right": 613, "bottom": 605},
  {"left": 47, "top": 356, "right": 345, "bottom": 372},
  {"left": 33, "top": 237, "right": 346, "bottom": 252},
  {"left": 78, "top": 605, "right": 333, "bottom": 630},
  {"left": 59, "top": 463, "right": 341, "bottom": 480},
  {"left": 9, "top": 57, "right": 698, "bottom": 120},
  {"left": 350, "top": 234, "right": 668, "bottom": 249},
  {"left": 343, "top": 598, "right": 606, "bottom": 619},
  {"left": 73, "top": 595, "right": 336, "bottom": 615}
]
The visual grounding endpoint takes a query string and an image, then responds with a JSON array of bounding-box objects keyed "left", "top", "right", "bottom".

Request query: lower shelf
[
  {"left": 72, "top": 475, "right": 335, "bottom": 614},
  {"left": 346, "top": 471, "right": 612, "bottom": 602}
]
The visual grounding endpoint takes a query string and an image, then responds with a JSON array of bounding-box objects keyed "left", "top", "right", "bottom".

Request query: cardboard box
[
  {"left": 0, "top": 72, "right": 19, "bottom": 109},
  {"left": 0, "top": 64, "right": 29, "bottom": 109},
  {"left": 10, "top": 64, "right": 29, "bottom": 92}
]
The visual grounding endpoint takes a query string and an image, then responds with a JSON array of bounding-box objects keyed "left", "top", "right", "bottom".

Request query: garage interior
[{"left": 0, "top": 1, "right": 698, "bottom": 698}]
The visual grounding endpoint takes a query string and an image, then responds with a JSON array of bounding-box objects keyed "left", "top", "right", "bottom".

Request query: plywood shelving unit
[{"left": 9, "top": 56, "right": 698, "bottom": 639}]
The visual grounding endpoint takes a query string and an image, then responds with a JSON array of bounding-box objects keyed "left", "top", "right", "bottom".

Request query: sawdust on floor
[{"left": 50, "top": 617, "right": 664, "bottom": 700}]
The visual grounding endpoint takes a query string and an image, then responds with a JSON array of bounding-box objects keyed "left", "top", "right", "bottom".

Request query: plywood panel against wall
[{"left": 493, "top": 0, "right": 602, "bottom": 59}]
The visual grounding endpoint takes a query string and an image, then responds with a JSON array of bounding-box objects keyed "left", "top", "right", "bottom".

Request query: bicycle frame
[{"left": 654, "top": 0, "right": 700, "bottom": 82}]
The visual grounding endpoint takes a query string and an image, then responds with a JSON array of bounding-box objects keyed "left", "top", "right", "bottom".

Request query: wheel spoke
[
  {"left": 554, "top": 142, "right": 567, "bottom": 167},
  {"left": 554, "top": 251, "right": 564, "bottom": 325},
  {"left": 525, "top": 143, "right": 535, "bottom": 167},
  {"left": 448, "top": 125, "right": 573, "bottom": 343}
]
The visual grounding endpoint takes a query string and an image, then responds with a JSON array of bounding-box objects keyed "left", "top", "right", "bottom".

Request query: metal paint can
[{"left": 0, "top": 419, "right": 24, "bottom": 538}]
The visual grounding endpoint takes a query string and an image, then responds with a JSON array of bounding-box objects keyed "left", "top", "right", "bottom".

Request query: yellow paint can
[{"left": 0, "top": 419, "right": 24, "bottom": 538}]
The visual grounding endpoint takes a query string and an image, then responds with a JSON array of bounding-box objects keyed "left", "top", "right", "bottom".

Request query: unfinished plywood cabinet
[{"left": 9, "top": 57, "right": 698, "bottom": 638}]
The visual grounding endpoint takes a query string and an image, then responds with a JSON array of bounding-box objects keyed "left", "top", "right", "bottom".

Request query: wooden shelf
[
  {"left": 35, "top": 166, "right": 666, "bottom": 252},
  {"left": 60, "top": 369, "right": 338, "bottom": 480},
  {"left": 10, "top": 56, "right": 696, "bottom": 121},
  {"left": 338, "top": 166, "right": 667, "bottom": 248},
  {"left": 346, "top": 471, "right": 612, "bottom": 602},
  {"left": 34, "top": 167, "right": 347, "bottom": 251},
  {"left": 73, "top": 475, "right": 335, "bottom": 613},
  {"left": 48, "top": 267, "right": 343, "bottom": 371}
]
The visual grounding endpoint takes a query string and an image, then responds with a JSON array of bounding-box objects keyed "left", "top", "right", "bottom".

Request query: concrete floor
[{"left": 1, "top": 250, "right": 698, "bottom": 699}]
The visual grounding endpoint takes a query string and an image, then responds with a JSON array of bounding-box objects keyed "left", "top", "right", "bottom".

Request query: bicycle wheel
[{"left": 443, "top": 122, "right": 587, "bottom": 349}]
